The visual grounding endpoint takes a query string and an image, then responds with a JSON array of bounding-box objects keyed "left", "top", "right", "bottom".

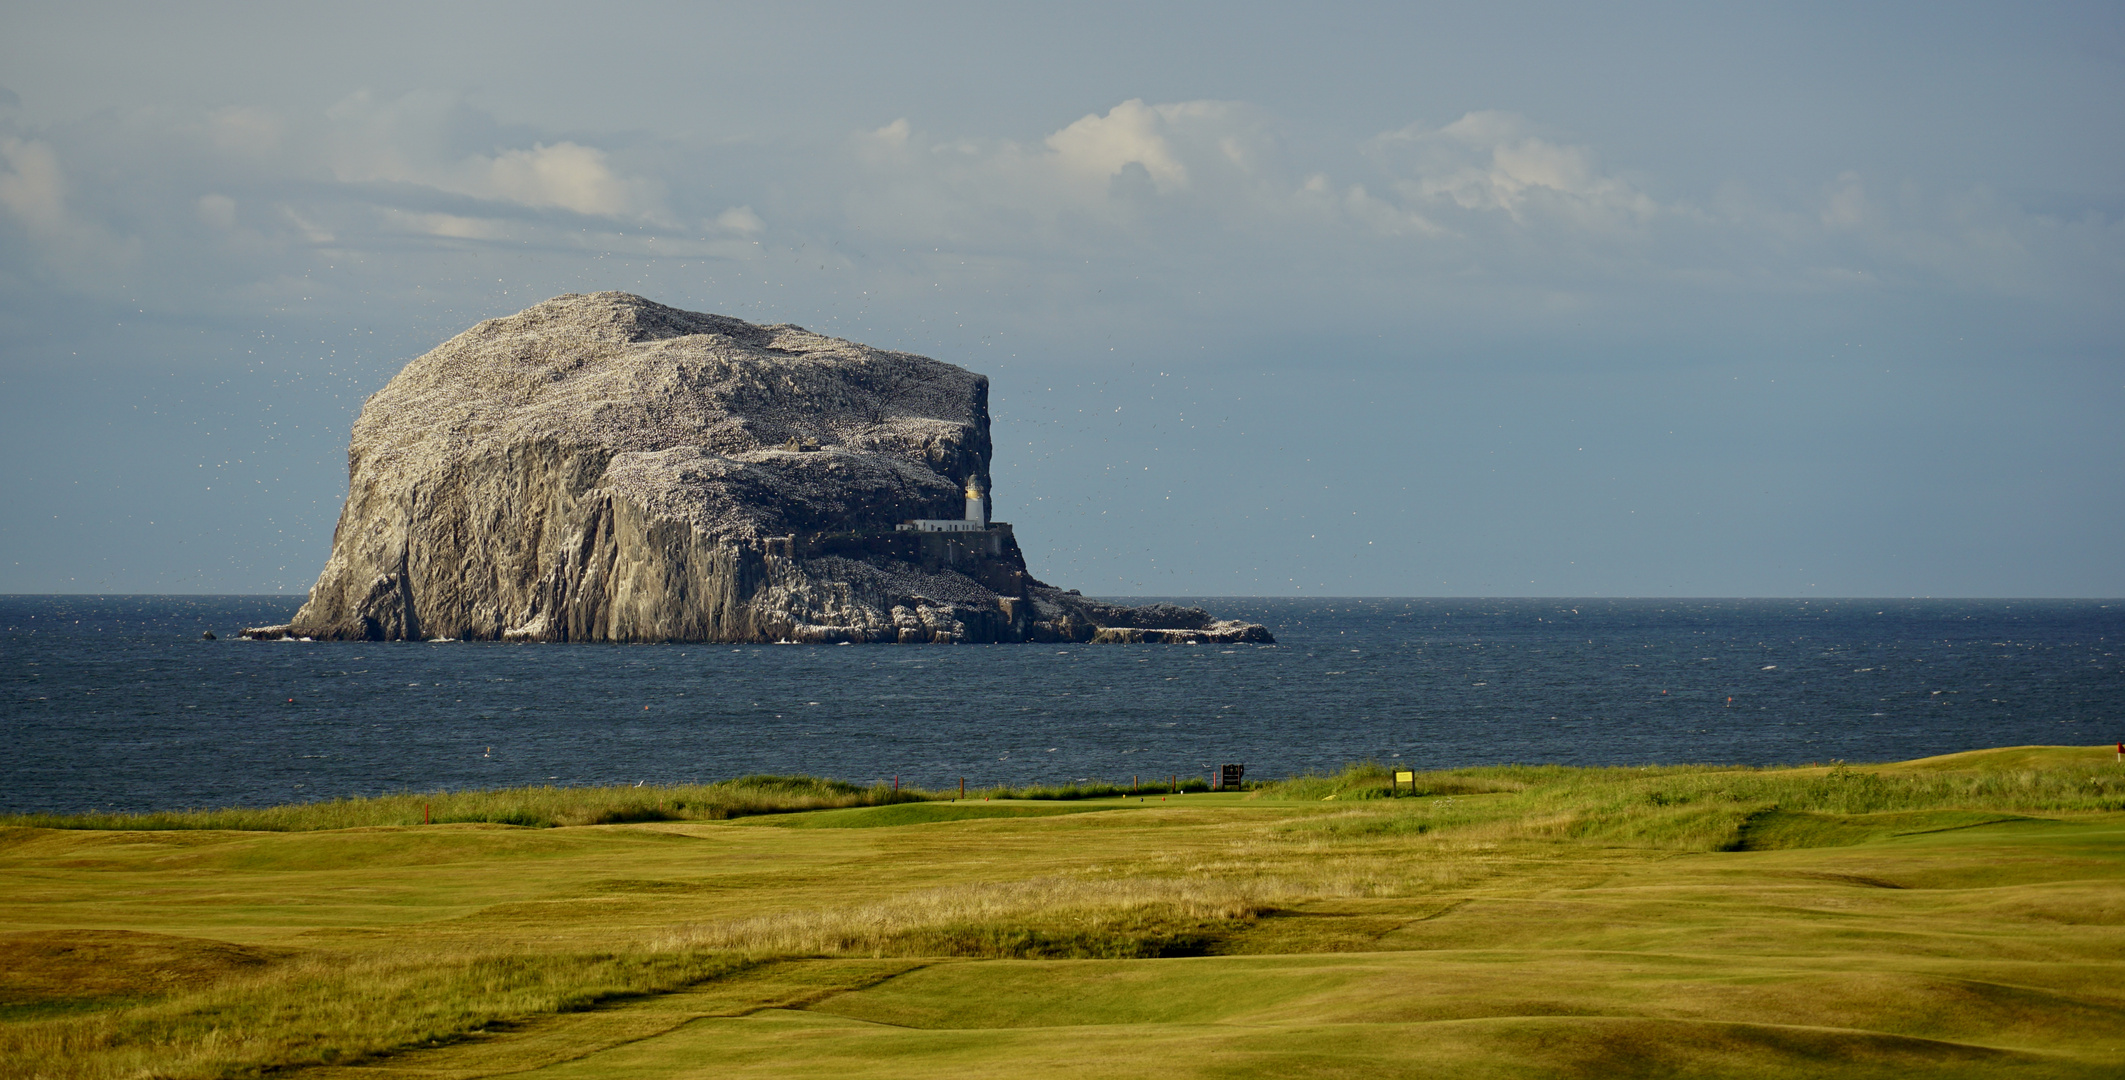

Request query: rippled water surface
[{"left": 3, "top": 595, "right": 2118, "bottom": 813}]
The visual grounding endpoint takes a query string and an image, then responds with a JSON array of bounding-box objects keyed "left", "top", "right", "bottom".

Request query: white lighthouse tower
[{"left": 965, "top": 478, "right": 987, "bottom": 526}]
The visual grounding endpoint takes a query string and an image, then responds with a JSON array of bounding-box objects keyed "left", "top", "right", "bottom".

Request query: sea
[{"left": 2, "top": 595, "right": 2118, "bottom": 815}]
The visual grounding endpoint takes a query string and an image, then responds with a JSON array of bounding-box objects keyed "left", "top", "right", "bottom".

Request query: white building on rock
[{"left": 899, "top": 478, "right": 989, "bottom": 533}]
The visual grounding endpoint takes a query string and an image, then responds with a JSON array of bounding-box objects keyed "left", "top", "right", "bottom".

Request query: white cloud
[
  {"left": 1794, "top": 173, "right": 2125, "bottom": 300},
  {"left": 1368, "top": 111, "right": 1664, "bottom": 231},
  {"left": 0, "top": 90, "right": 2112, "bottom": 343},
  {"left": 818, "top": 99, "right": 2125, "bottom": 321},
  {"left": 838, "top": 101, "right": 1695, "bottom": 256},
  {"left": 1335, "top": 182, "right": 1445, "bottom": 238},
  {"left": 0, "top": 137, "right": 66, "bottom": 232},
  {"left": 320, "top": 91, "right": 669, "bottom": 221},
  {"left": 205, "top": 106, "right": 285, "bottom": 158},
  {"left": 1820, "top": 171, "right": 1869, "bottom": 231},
  {"left": 380, "top": 209, "right": 512, "bottom": 241},
  {"left": 0, "top": 136, "right": 140, "bottom": 280},
  {"left": 840, "top": 98, "right": 1285, "bottom": 247},
  {"left": 474, "top": 142, "right": 664, "bottom": 218},
  {"left": 1044, "top": 99, "right": 1196, "bottom": 192},
  {"left": 868, "top": 118, "right": 911, "bottom": 149},
  {"left": 714, "top": 205, "right": 766, "bottom": 235},
  {"left": 195, "top": 193, "right": 236, "bottom": 229},
  {"left": 278, "top": 205, "right": 334, "bottom": 244}
]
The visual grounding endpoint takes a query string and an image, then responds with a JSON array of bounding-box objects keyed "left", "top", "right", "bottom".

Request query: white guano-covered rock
[{"left": 248, "top": 293, "right": 1271, "bottom": 645}]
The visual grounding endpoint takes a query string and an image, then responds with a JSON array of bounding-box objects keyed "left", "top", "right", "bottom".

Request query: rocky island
[{"left": 245, "top": 293, "right": 1271, "bottom": 645}]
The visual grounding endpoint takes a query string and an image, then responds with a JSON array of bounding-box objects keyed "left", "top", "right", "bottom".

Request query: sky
[{"left": 1, "top": 1, "right": 2120, "bottom": 597}]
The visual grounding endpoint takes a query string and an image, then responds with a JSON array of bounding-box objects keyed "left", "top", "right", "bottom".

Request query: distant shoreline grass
[
  {"left": 0, "top": 775, "right": 919, "bottom": 832},
  {"left": 8, "top": 748, "right": 2121, "bottom": 835},
  {"left": 0, "top": 774, "right": 1220, "bottom": 832}
]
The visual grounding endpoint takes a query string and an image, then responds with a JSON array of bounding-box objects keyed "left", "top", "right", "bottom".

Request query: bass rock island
[{"left": 246, "top": 293, "right": 1272, "bottom": 645}]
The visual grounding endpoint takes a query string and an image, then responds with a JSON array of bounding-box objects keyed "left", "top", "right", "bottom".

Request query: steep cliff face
[{"left": 251, "top": 293, "right": 1270, "bottom": 644}]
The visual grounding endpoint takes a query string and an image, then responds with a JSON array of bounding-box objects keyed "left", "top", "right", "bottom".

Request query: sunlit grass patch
[
  {"left": 660, "top": 876, "right": 1287, "bottom": 960},
  {"left": 0, "top": 945, "right": 754, "bottom": 1080}
]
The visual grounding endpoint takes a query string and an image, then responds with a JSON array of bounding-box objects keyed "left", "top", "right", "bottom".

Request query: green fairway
[{"left": 4, "top": 747, "right": 2123, "bottom": 1078}]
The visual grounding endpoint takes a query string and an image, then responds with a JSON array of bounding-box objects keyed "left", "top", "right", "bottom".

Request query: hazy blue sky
[{"left": 2, "top": 1, "right": 2120, "bottom": 596}]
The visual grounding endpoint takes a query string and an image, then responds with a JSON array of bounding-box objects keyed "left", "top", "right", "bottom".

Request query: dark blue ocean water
[{"left": 2, "top": 595, "right": 2119, "bottom": 815}]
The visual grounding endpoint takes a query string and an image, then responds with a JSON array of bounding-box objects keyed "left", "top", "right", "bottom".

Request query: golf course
[{"left": 4, "top": 746, "right": 2123, "bottom": 1078}]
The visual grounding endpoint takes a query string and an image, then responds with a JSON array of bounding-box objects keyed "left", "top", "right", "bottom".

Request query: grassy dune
[{"left": 2, "top": 746, "right": 2122, "bottom": 1078}]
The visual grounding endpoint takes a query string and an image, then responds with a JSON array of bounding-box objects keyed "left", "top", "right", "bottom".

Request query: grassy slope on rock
[{"left": 1, "top": 746, "right": 2122, "bottom": 1079}]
